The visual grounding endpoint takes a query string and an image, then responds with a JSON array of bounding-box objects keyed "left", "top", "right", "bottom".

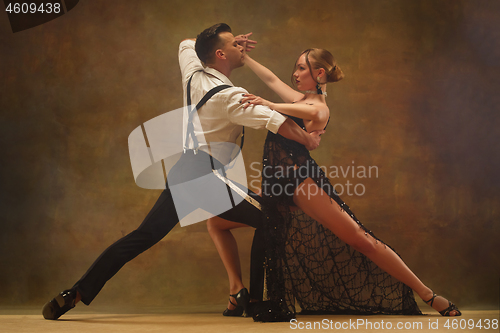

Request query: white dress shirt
[{"left": 178, "top": 40, "right": 287, "bottom": 164}]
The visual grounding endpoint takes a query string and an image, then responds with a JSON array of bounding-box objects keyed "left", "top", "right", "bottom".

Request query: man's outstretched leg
[{"left": 42, "top": 188, "right": 179, "bottom": 320}]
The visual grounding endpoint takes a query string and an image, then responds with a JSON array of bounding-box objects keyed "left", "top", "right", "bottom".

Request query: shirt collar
[{"left": 205, "top": 66, "right": 234, "bottom": 86}]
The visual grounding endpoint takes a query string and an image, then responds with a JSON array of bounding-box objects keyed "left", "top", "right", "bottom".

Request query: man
[{"left": 42, "top": 23, "right": 322, "bottom": 320}]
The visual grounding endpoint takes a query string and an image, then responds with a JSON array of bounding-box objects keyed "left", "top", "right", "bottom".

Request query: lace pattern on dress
[{"left": 254, "top": 117, "right": 421, "bottom": 322}]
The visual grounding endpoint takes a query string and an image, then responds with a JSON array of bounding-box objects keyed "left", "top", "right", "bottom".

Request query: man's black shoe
[{"left": 42, "top": 289, "right": 77, "bottom": 320}]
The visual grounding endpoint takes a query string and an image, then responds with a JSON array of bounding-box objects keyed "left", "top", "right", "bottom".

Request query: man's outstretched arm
[{"left": 277, "top": 118, "right": 324, "bottom": 151}]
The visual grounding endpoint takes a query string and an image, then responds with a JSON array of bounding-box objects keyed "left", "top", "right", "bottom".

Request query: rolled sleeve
[
  {"left": 265, "top": 111, "right": 287, "bottom": 134},
  {"left": 225, "top": 88, "right": 287, "bottom": 133},
  {"left": 178, "top": 40, "right": 203, "bottom": 81}
]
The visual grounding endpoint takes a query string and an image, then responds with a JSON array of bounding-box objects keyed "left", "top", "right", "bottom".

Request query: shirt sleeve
[
  {"left": 225, "top": 87, "right": 287, "bottom": 134},
  {"left": 178, "top": 40, "right": 204, "bottom": 83}
]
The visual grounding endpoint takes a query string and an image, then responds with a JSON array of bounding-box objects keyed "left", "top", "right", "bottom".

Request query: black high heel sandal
[
  {"left": 223, "top": 299, "right": 243, "bottom": 317},
  {"left": 222, "top": 288, "right": 250, "bottom": 317},
  {"left": 424, "top": 293, "right": 462, "bottom": 316}
]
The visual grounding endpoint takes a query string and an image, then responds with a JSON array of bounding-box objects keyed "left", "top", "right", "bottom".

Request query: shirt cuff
[{"left": 266, "top": 111, "right": 287, "bottom": 134}]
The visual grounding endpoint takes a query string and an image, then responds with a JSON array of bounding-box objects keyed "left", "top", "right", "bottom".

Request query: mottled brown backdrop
[{"left": 0, "top": 0, "right": 498, "bottom": 311}]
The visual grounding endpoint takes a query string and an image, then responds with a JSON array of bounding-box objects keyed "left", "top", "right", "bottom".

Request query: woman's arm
[
  {"left": 245, "top": 55, "right": 304, "bottom": 103},
  {"left": 241, "top": 94, "right": 329, "bottom": 123}
]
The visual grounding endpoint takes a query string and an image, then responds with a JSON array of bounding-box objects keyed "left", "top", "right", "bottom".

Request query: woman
[{"left": 207, "top": 47, "right": 461, "bottom": 320}]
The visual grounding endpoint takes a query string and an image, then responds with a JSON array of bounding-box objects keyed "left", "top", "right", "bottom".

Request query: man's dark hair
[{"left": 195, "top": 23, "right": 232, "bottom": 64}]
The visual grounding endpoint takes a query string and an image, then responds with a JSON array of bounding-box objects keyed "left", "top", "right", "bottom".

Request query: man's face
[{"left": 218, "top": 32, "right": 245, "bottom": 69}]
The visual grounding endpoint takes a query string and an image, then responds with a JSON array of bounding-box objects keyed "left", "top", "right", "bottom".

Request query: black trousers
[{"left": 73, "top": 151, "right": 265, "bottom": 305}]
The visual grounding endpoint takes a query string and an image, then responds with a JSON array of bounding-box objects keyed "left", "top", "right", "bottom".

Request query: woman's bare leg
[
  {"left": 207, "top": 216, "right": 249, "bottom": 310},
  {"left": 293, "top": 178, "right": 459, "bottom": 316}
]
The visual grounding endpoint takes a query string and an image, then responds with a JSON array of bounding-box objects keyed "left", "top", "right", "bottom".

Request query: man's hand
[
  {"left": 235, "top": 32, "right": 257, "bottom": 52},
  {"left": 277, "top": 118, "right": 323, "bottom": 151},
  {"left": 305, "top": 130, "right": 325, "bottom": 151}
]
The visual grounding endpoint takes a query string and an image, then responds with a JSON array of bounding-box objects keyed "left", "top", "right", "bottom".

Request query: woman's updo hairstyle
[{"left": 292, "top": 48, "right": 344, "bottom": 85}]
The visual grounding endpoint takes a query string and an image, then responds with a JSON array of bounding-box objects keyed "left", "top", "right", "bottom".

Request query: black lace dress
[{"left": 253, "top": 116, "right": 421, "bottom": 322}]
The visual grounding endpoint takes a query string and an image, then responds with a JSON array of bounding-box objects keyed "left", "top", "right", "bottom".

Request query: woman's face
[{"left": 293, "top": 54, "right": 316, "bottom": 91}]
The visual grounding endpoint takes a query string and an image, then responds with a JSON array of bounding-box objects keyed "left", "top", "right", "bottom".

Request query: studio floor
[{"left": 0, "top": 306, "right": 498, "bottom": 333}]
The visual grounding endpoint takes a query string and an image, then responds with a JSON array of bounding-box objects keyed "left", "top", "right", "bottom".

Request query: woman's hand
[
  {"left": 235, "top": 32, "right": 257, "bottom": 53},
  {"left": 241, "top": 94, "right": 273, "bottom": 109}
]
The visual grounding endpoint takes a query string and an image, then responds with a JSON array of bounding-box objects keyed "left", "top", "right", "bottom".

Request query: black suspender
[
  {"left": 183, "top": 71, "right": 245, "bottom": 210},
  {"left": 184, "top": 71, "right": 245, "bottom": 154}
]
